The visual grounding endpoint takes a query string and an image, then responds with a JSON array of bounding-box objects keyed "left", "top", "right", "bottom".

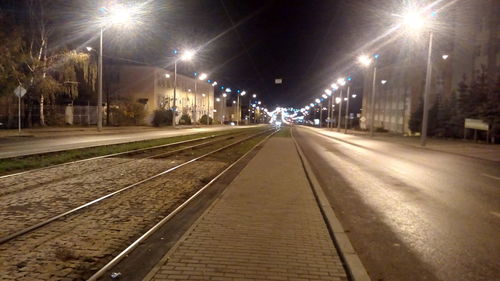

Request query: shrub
[
  {"left": 199, "top": 114, "right": 213, "bottom": 125},
  {"left": 109, "top": 99, "right": 146, "bottom": 126},
  {"left": 152, "top": 109, "right": 173, "bottom": 127},
  {"left": 179, "top": 114, "right": 192, "bottom": 125}
]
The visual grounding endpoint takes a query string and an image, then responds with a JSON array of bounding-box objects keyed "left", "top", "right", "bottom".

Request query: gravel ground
[
  {"left": 0, "top": 157, "right": 184, "bottom": 237},
  {"left": 0, "top": 160, "right": 227, "bottom": 281},
  {"left": 0, "top": 130, "right": 269, "bottom": 280}
]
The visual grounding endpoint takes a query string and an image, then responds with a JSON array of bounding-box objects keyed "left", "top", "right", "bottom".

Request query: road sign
[
  {"left": 464, "top": 118, "right": 489, "bottom": 131},
  {"left": 14, "top": 86, "right": 27, "bottom": 98}
]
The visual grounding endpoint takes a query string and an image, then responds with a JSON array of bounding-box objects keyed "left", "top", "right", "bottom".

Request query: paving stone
[{"left": 147, "top": 137, "right": 347, "bottom": 281}]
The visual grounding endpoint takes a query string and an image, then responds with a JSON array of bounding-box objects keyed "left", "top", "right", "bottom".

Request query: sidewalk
[
  {"left": 309, "top": 127, "right": 500, "bottom": 162},
  {"left": 143, "top": 136, "right": 348, "bottom": 281},
  {"left": 0, "top": 125, "right": 246, "bottom": 159},
  {"left": 0, "top": 125, "right": 219, "bottom": 138}
]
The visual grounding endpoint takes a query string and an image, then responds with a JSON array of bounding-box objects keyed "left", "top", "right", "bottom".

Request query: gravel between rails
[
  {"left": 0, "top": 131, "right": 258, "bottom": 238},
  {"left": 0, "top": 130, "right": 249, "bottom": 197},
  {"left": 0, "top": 131, "right": 270, "bottom": 280},
  {"left": 0, "top": 160, "right": 226, "bottom": 281}
]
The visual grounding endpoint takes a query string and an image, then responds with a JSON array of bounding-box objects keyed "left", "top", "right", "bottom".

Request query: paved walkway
[
  {"left": 0, "top": 125, "right": 250, "bottom": 159},
  {"left": 143, "top": 136, "right": 347, "bottom": 281}
]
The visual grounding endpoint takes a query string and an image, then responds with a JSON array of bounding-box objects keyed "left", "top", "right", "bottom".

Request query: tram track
[
  {"left": 0, "top": 128, "right": 275, "bottom": 281},
  {"left": 0, "top": 129, "right": 250, "bottom": 198}
]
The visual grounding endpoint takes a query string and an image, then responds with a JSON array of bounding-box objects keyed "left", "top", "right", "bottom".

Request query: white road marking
[
  {"left": 490, "top": 212, "right": 500, "bottom": 219},
  {"left": 481, "top": 173, "right": 500, "bottom": 181}
]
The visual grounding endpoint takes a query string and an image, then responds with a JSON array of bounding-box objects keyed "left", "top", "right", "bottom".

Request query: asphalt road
[
  {"left": 0, "top": 126, "right": 253, "bottom": 159},
  {"left": 293, "top": 126, "right": 500, "bottom": 281}
]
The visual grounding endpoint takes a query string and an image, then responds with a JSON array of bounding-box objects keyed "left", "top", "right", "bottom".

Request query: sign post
[{"left": 14, "top": 85, "right": 27, "bottom": 133}]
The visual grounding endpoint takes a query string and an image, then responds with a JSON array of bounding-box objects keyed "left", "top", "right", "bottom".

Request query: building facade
[{"left": 109, "top": 64, "right": 215, "bottom": 125}]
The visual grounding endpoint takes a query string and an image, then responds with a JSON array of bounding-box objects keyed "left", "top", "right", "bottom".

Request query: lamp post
[
  {"left": 315, "top": 98, "right": 322, "bottom": 127},
  {"left": 344, "top": 84, "right": 351, "bottom": 134},
  {"left": 420, "top": 31, "right": 433, "bottom": 146},
  {"left": 398, "top": 9, "right": 435, "bottom": 146},
  {"left": 222, "top": 93, "right": 227, "bottom": 124},
  {"left": 330, "top": 83, "right": 339, "bottom": 129},
  {"left": 172, "top": 49, "right": 195, "bottom": 127},
  {"left": 196, "top": 73, "right": 208, "bottom": 124},
  {"left": 96, "top": 4, "right": 140, "bottom": 131},
  {"left": 357, "top": 54, "right": 378, "bottom": 136},
  {"left": 337, "top": 78, "right": 346, "bottom": 132},
  {"left": 237, "top": 91, "right": 246, "bottom": 126}
]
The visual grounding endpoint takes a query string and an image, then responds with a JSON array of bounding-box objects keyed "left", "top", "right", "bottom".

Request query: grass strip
[{"left": 0, "top": 127, "right": 262, "bottom": 175}]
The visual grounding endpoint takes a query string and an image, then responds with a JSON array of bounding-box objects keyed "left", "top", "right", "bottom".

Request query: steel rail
[
  {"left": 0, "top": 129, "right": 273, "bottom": 245},
  {"left": 0, "top": 131, "right": 250, "bottom": 198},
  {"left": 0, "top": 129, "right": 252, "bottom": 180},
  {"left": 86, "top": 129, "right": 278, "bottom": 281},
  {"left": 0, "top": 135, "right": 217, "bottom": 180}
]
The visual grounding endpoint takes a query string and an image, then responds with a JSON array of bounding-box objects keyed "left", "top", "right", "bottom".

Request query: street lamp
[
  {"left": 336, "top": 78, "right": 346, "bottom": 132},
  {"left": 237, "top": 90, "right": 246, "bottom": 125},
  {"left": 222, "top": 93, "right": 227, "bottom": 124},
  {"left": 96, "top": 4, "right": 140, "bottom": 131},
  {"left": 399, "top": 8, "right": 434, "bottom": 146},
  {"left": 358, "top": 54, "right": 378, "bottom": 136},
  {"left": 172, "top": 49, "right": 195, "bottom": 127}
]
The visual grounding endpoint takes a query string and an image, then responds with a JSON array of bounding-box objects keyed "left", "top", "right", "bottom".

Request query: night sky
[{"left": 1, "top": 0, "right": 397, "bottom": 108}]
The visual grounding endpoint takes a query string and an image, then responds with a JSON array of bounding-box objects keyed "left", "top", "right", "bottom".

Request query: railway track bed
[{"left": 0, "top": 127, "right": 274, "bottom": 281}]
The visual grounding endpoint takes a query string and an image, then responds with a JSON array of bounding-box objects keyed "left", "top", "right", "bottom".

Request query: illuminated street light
[
  {"left": 165, "top": 74, "right": 170, "bottom": 78},
  {"left": 400, "top": 8, "right": 436, "bottom": 146},
  {"left": 252, "top": 94, "right": 257, "bottom": 98},
  {"left": 381, "top": 80, "right": 387, "bottom": 84},
  {"left": 172, "top": 49, "right": 197, "bottom": 127},
  {"left": 236, "top": 91, "right": 247, "bottom": 125},
  {"left": 212, "top": 81, "right": 218, "bottom": 86},
  {"left": 222, "top": 93, "right": 227, "bottom": 98},
  {"left": 324, "top": 89, "right": 332, "bottom": 96},
  {"left": 198, "top": 73, "right": 207, "bottom": 81},
  {"left": 337, "top": 78, "right": 346, "bottom": 86},
  {"left": 357, "top": 55, "right": 372, "bottom": 67},
  {"left": 322, "top": 94, "right": 328, "bottom": 99},
  {"left": 180, "top": 49, "right": 196, "bottom": 61},
  {"left": 86, "top": 46, "right": 93, "bottom": 52},
  {"left": 358, "top": 53, "right": 378, "bottom": 136},
  {"left": 331, "top": 83, "right": 339, "bottom": 90},
  {"left": 95, "top": 4, "right": 141, "bottom": 131},
  {"left": 315, "top": 98, "right": 321, "bottom": 103},
  {"left": 225, "top": 88, "right": 232, "bottom": 93},
  {"left": 442, "top": 54, "right": 449, "bottom": 60}
]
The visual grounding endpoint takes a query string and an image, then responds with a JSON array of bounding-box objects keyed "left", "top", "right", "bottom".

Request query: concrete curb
[{"left": 291, "top": 127, "right": 372, "bottom": 281}]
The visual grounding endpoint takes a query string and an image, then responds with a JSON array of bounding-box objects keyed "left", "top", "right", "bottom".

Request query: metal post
[
  {"left": 319, "top": 103, "right": 323, "bottom": 128},
  {"left": 194, "top": 80, "right": 197, "bottom": 124},
  {"left": 207, "top": 95, "right": 210, "bottom": 125},
  {"left": 327, "top": 97, "right": 331, "bottom": 129},
  {"left": 337, "top": 88, "right": 343, "bottom": 132},
  {"left": 172, "top": 60, "right": 177, "bottom": 127},
  {"left": 330, "top": 94, "right": 334, "bottom": 129},
  {"left": 236, "top": 95, "right": 240, "bottom": 126},
  {"left": 97, "top": 27, "right": 103, "bottom": 132},
  {"left": 369, "top": 65, "right": 377, "bottom": 137},
  {"left": 420, "top": 31, "right": 433, "bottom": 147},
  {"left": 223, "top": 96, "right": 226, "bottom": 124},
  {"left": 18, "top": 95, "right": 21, "bottom": 133},
  {"left": 344, "top": 85, "right": 351, "bottom": 133}
]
